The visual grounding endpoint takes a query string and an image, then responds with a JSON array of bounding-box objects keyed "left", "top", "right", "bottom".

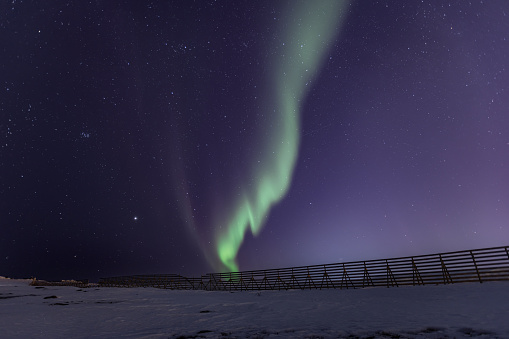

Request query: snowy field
[{"left": 1, "top": 278, "right": 508, "bottom": 338}]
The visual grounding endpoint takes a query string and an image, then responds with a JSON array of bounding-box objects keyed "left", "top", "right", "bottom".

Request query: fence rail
[{"left": 99, "top": 245, "right": 509, "bottom": 291}]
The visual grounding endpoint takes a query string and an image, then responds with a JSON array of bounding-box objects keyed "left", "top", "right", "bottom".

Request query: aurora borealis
[
  {"left": 215, "top": 1, "right": 350, "bottom": 272},
  {"left": 2, "top": 1, "right": 509, "bottom": 282}
]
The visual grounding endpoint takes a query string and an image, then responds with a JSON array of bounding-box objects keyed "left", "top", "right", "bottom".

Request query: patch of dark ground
[
  {"left": 49, "top": 300, "right": 84, "bottom": 306},
  {"left": 0, "top": 293, "right": 39, "bottom": 300},
  {"left": 94, "top": 300, "right": 123, "bottom": 304},
  {"left": 168, "top": 327, "right": 500, "bottom": 339}
]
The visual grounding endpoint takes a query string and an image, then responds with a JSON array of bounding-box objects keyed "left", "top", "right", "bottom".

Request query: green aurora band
[{"left": 215, "top": 1, "right": 350, "bottom": 272}]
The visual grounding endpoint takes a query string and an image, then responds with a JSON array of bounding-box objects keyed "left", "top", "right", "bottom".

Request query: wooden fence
[
  {"left": 98, "top": 274, "right": 202, "bottom": 290},
  {"left": 99, "top": 245, "right": 509, "bottom": 290},
  {"left": 30, "top": 279, "right": 96, "bottom": 288}
]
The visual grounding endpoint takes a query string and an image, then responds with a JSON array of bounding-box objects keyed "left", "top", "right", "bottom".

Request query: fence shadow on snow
[{"left": 99, "top": 245, "right": 509, "bottom": 291}]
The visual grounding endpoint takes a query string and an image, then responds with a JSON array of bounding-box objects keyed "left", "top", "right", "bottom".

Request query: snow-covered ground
[{"left": 1, "top": 278, "right": 508, "bottom": 338}]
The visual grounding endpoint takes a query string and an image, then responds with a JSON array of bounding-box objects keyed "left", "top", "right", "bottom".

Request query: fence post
[
  {"left": 263, "top": 271, "right": 269, "bottom": 290},
  {"left": 250, "top": 272, "right": 256, "bottom": 290},
  {"left": 290, "top": 268, "right": 299, "bottom": 290},
  {"left": 439, "top": 254, "right": 453, "bottom": 284},
  {"left": 362, "top": 262, "right": 373, "bottom": 287},
  {"left": 305, "top": 267, "right": 316, "bottom": 290},
  {"left": 277, "top": 270, "right": 280, "bottom": 291},
  {"left": 386, "top": 259, "right": 398, "bottom": 287},
  {"left": 470, "top": 250, "right": 482, "bottom": 283},
  {"left": 341, "top": 263, "right": 354, "bottom": 289},
  {"left": 321, "top": 265, "right": 334, "bottom": 289},
  {"left": 411, "top": 257, "right": 423, "bottom": 286}
]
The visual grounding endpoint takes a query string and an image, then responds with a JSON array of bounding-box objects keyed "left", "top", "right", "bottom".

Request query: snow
[{"left": 1, "top": 278, "right": 508, "bottom": 338}]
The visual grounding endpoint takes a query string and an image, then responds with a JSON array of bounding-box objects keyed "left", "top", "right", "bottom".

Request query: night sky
[{"left": 2, "top": 1, "right": 508, "bottom": 282}]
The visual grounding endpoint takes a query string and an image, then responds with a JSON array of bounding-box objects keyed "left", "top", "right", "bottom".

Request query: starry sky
[{"left": 2, "top": 1, "right": 508, "bottom": 282}]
